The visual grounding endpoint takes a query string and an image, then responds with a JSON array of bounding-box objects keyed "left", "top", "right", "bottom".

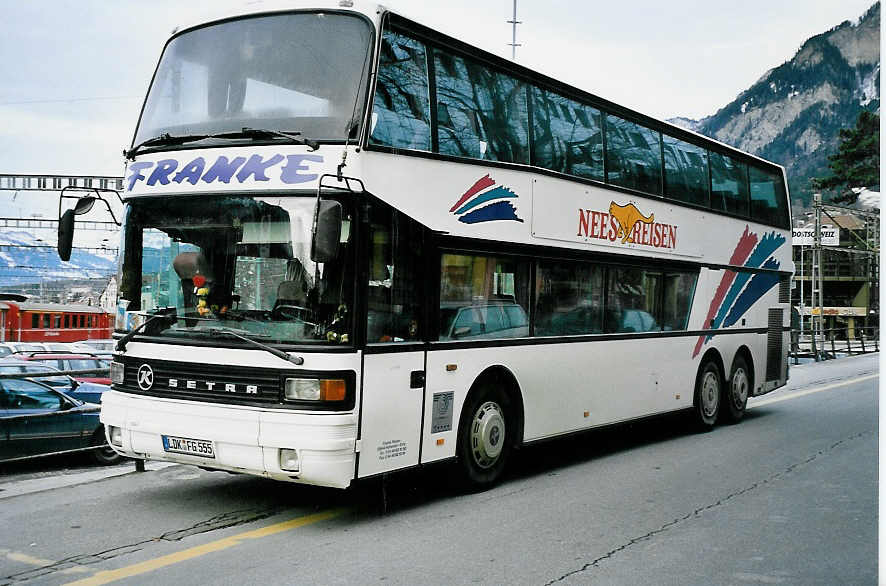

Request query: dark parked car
[
  {"left": 12, "top": 353, "right": 112, "bottom": 385},
  {"left": 0, "top": 377, "right": 121, "bottom": 464},
  {"left": 0, "top": 358, "right": 110, "bottom": 404}
]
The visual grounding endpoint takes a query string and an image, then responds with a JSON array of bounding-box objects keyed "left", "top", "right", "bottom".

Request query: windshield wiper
[
  {"left": 125, "top": 127, "right": 320, "bottom": 160},
  {"left": 237, "top": 127, "right": 320, "bottom": 151},
  {"left": 124, "top": 133, "right": 213, "bottom": 160},
  {"left": 209, "top": 327, "right": 304, "bottom": 366}
]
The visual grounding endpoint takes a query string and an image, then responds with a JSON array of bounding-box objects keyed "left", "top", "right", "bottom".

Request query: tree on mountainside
[{"left": 811, "top": 110, "right": 880, "bottom": 203}]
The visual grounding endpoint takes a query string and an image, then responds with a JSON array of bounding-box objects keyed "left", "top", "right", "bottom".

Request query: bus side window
[
  {"left": 369, "top": 29, "right": 431, "bottom": 151},
  {"left": 366, "top": 205, "right": 422, "bottom": 343},
  {"left": 605, "top": 114, "right": 662, "bottom": 195},
  {"left": 439, "top": 253, "right": 530, "bottom": 341}
]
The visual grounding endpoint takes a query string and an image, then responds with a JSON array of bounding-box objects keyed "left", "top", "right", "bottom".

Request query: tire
[
  {"left": 722, "top": 355, "right": 751, "bottom": 423},
  {"left": 692, "top": 360, "right": 721, "bottom": 431},
  {"left": 91, "top": 430, "right": 124, "bottom": 465},
  {"left": 456, "top": 384, "right": 514, "bottom": 490}
]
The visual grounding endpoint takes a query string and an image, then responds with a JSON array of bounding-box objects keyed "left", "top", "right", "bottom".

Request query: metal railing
[{"left": 790, "top": 325, "right": 879, "bottom": 363}]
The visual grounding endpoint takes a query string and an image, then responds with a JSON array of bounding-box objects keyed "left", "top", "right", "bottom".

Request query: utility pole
[
  {"left": 810, "top": 194, "right": 825, "bottom": 360},
  {"left": 507, "top": 0, "right": 521, "bottom": 60}
]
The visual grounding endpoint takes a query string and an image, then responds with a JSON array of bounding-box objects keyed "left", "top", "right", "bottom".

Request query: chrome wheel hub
[
  {"left": 701, "top": 371, "right": 720, "bottom": 418},
  {"left": 470, "top": 401, "right": 506, "bottom": 469},
  {"left": 731, "top": 367, "right": 749, "bottom": 408}
]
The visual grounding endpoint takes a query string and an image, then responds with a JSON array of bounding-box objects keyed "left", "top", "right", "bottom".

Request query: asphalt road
[{"left": 0, "top": 353, "right": 878, "bottom": 586}]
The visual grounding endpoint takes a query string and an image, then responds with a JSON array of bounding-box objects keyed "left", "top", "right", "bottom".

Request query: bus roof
[{"left": 162, "top": 1, "right": 784, "bottom": 174}]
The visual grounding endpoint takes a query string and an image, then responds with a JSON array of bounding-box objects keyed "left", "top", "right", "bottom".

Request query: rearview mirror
[
  {"left": 58, "top": 209, "right": 75, "bottom": 261},
  {"left": 311, "top": 200, "right": 342, "bottom": 263},
  {"left": 73, "top": 196, "right": 96, "bottom": 215}
]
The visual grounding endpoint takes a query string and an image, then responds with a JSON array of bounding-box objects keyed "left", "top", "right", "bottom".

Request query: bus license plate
[{"left": 162, "top": 435, "right": 215, "bottom": 458}]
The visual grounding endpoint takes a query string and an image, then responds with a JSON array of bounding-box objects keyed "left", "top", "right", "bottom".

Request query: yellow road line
[
  {"left": 750, "top": 373, "right": 879, "bottom": 409},
  {"left": 66, "top": 508, "right": 346, "bottom": 586}
]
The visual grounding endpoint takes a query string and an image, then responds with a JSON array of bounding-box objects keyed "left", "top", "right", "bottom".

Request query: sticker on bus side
[
  {"left": 450, "top": 174, "right": 523, "bottom": 224},
  {"left": 432, "top": 391, "right": 455, "bottom": 433}
]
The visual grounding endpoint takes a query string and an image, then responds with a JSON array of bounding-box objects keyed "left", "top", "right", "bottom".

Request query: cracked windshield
[{"left": 118, "top": 196, "right": 353, "bottom": 344}]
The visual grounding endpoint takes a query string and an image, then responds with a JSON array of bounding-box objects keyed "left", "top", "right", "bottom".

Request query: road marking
[
  {"left": 65, "top": 508, "right": 346, "bottom": 586},
  {"left": 750, "top": 373, "right": 879, "bottom": 409},
  {"left": 2, "top": 549, "right": 90, "bottom": 574}
]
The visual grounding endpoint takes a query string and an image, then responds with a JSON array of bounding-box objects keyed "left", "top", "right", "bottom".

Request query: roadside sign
[{"left": 792, "top": 224, "right": 839, "bottom": 246}]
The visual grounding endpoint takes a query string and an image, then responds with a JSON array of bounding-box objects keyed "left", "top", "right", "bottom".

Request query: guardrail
[{"left": 790, "top": 326, "right": 879, "bottom": 363}]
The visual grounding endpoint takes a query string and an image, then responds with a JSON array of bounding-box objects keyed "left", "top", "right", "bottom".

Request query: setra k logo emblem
[{"left": 137, "top": 364, "right": 154, "bottom": 391}]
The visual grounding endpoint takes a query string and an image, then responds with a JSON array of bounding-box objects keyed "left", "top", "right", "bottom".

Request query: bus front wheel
[
  {"left": 456, "top": 384, "right": 513, "bottom": 489},
  {"left": 693, "top": 361, "right": 721, "bottom": 430}
]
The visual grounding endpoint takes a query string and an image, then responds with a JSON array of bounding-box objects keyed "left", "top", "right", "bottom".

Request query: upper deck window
[
  {"left": 370, "top": 30, "right": 431, "bottom": 151},
  {"left": 134, "top": 12, "right": 373, "bottom": 148},
  {"left": 710, "top": 152, "right": 749, "bottom": 217},
  {"left": 663, "top": 134, "right": 709, "bottom": 207},
  {"left": 531, "top": 88, "right": 603, "bottom": 182},
  {"left": 434, "top": 50, "right": 529, "bottom": 163},
  {"left": 749, "top": 166, "right": 789, "bottom": 227},
  {"left": 605, "top": 114, "right": 662, "bottom": 195}
]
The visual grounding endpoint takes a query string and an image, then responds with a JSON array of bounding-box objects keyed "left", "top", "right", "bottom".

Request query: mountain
[
  {"left": 0, "top": 229, "right": 116, "bottom": 287},
  {"left": 670, "top": 3, "right": 880, "bottom": 209}
]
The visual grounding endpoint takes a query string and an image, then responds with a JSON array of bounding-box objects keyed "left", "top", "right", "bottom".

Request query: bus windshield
[
  {"left": 133, "top": 12, "right": 373, "bottom": 148},
  {"left": 118, "top": 195, "right": 354, "bottom": 345}
]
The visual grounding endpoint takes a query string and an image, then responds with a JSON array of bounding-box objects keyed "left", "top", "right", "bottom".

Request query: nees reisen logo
[
  {"left": 577, "top": 201, "right": 677, "bottom": 249},
  {"left": 450, "top": 174, "right": 523, "bottom": 224}
]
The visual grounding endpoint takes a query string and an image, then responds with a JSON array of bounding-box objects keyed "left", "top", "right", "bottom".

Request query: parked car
[
  {"left": 439, "top": 301, "right": 530, "bottom": 340},
  {"left": 11, "top": 353, "right": 112, "bottom": 385},
  {"left": 0, "top": 342, "right": 45, "bottom": 356},
  {"left": 75, "top": 339, "right": 115, "bottom": 353},
  {"left": 0, "top": 377, "right": 121, "bottom": 464},
  {"left": 0, "top": 358, "right": 110, "bottom": 404}
]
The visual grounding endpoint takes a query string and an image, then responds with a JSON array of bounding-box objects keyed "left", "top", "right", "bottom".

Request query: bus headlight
[
  {"left": 110, "top": 362, "right": 125, "bottom": 385},
  {"left": 284, "top": 378, "right": 346, "bottom": 402}
]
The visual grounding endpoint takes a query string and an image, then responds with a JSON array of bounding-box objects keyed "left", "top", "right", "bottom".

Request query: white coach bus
[{"left": 60, "top": 1, "right": 792, "bottom": 489}]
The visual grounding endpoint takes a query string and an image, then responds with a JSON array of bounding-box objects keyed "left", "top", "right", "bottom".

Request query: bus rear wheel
[
  {"left": 722, "top": 356, "right": 751, "bottom": 423},
  {"left": 693, "top": 360, "right": 721, "bottom": 430},
  {"left": 456, "top": 385, "right": 513, "bottom": 490}
]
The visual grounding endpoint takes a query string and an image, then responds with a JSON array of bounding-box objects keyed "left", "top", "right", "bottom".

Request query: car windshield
[
  {"left": 133, "top": 12, "right": 373, "bottom": 147},
  {"left": 118, "top": 195, "right": 354, "bottom": 345}
]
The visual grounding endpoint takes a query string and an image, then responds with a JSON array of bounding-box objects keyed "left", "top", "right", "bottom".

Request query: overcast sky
[{"left": 0, "top": 0, "right": 876, "bottom": 218}]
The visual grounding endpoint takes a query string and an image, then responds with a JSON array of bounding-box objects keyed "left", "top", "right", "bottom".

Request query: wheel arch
[
  {"left": 465, "top": 365, "right": 525, "bottom": 447},
  {"left": 731, "top": 345, "right": 755, "bottom": 386}
]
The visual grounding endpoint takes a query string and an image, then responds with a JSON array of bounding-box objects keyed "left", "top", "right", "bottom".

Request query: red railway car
[{"left": 0, "top": 297, "right": 112, "bottom": 343}]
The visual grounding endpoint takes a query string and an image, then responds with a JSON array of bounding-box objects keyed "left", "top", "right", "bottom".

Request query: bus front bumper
[{"left": 100, "top": 390, "right": 357, "bottom": 489}]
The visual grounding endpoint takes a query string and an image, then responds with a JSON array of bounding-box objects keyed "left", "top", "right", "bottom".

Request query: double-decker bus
[{"left": 61, "top": 1, "right": 792, "bottom": 489}]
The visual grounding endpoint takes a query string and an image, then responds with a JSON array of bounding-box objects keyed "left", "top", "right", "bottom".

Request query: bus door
[
  {"left": 356, "top": 205, "right": 426, "bottom": 477},
  {"left": 358, "top": 347, "right": 425, "bottom": 477}
]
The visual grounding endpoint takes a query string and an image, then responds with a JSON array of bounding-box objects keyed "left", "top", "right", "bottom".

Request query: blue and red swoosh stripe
[{"left": 692, "top": 226, "right": 786, "bottom": 358}]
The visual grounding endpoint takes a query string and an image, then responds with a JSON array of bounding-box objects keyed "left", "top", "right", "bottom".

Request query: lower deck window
[{"left": 439, "top": 254, "right": 530, "bottom": 341}]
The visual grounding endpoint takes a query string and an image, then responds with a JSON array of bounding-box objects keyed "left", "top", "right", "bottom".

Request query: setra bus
[{"left": 59, "top": 1, "right": 792, "bottom": 489}]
